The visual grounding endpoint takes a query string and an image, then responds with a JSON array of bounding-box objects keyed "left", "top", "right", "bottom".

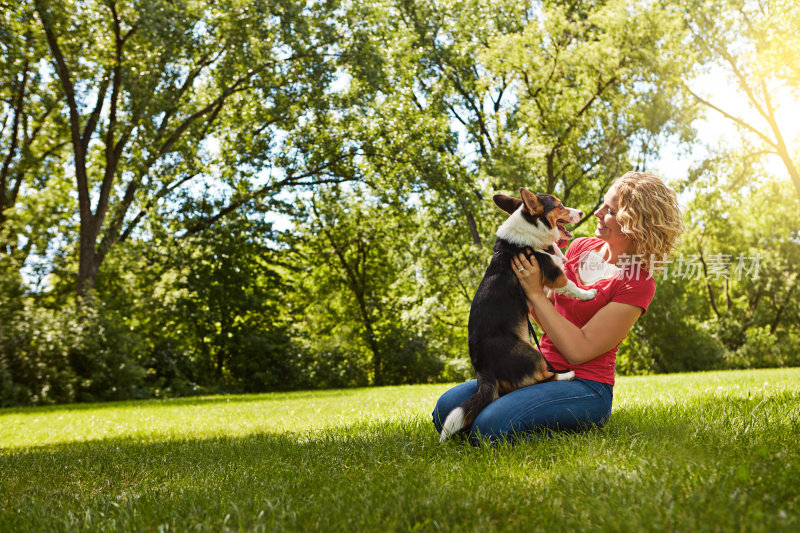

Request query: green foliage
[
  {"left": 173, "top": 216, "right": 294, "bottom": 389},
  {"left": 378, "top": 325, "right": 444, "bottom": 385},
  {"left": 617, "top": 157, "right": 800, "bottom": 376},
  {"left": 94, "top": 207, "right": 302, "bottom": 394},
  {"left": 1, "top": 0, "right": 798, "bottom": 404},
  {"left": 679, "top": 161, "right": 799, "bottom": 365},
  {"left": 478, "top": 0, "right": 694, "bottom": 201},
  {"left": 618, "top": 278, "right": 727, "bottom": 375},
  {"left": 287, "top": 185, "right": 452, "bottom": 386}
]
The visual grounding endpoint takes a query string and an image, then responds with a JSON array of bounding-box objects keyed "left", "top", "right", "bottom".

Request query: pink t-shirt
[{"left": 538, "top": 237, "right": 656, "bottom": 385}]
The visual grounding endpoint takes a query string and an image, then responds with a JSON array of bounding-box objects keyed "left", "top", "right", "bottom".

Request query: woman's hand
[{"left": 512, "top": 252, "right": 545, "bottom": 300}]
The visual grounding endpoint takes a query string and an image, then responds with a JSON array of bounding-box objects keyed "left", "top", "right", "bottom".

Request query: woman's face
[{"left": 594, "top": 186, "right": 631, "bottom": 250}]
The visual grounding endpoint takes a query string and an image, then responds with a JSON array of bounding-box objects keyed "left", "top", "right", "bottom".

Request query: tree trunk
[
  {"left": 76, "top": 229, "right": 101, "bottom": 295},
  {"left": 352, "top": 290, "right": 382, "bottom": 385},
  {"left": 774, "top": 140, "right": 800, "bottom": 200},
  {"left": 458, "top": 197, "right": 482, "bottom": 246}
]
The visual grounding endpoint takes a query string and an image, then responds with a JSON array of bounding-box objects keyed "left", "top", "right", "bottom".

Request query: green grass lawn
[{"left": 2, "top": 368, "right": 799, "bottom": 532}]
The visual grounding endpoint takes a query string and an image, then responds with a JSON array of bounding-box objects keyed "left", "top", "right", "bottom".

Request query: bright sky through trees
[{"left": 655, "top": 65, "right": 800, "bottom": 187}]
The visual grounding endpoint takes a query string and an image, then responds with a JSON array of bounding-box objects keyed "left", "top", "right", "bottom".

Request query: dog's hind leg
[
  {"left": 507, "top": 340, "right": 576, "bottom": 384},
  {"left": 439, "top": 377, "right": 498, "bottom": 442}
]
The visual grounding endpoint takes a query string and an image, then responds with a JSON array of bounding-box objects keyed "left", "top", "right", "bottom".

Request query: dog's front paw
[{"left": 578, "top": 288, "right": 598, "bottom": 301}]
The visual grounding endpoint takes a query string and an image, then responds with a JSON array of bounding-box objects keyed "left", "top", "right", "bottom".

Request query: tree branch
[
  {"left": 182, "top": 152, "right": 358, "bottom": 237},
  {"left": 81, "top": 70, "right": 110, "bottom": 155},
  {"left": 697, "top": 243, "right": 721, "bottom": 318},
  {"left": 156, "top": 49, "right": 226, "bottom": 138},
  {"left": 0, "top": 62, "right": 27, "bottom": 220},
  {"left": 683, "top": 83, "right": 777, "bottom": 148},
  {"left": 94, "top": 1, "right": 129, "bottom": 233},
  {"left": 35, "top": 0, "right": 91, "bottom": 218}
]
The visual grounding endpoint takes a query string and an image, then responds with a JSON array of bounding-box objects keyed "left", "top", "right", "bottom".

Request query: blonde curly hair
[{"left": 612, "top": 171, "right": 684, "bottom": 264}]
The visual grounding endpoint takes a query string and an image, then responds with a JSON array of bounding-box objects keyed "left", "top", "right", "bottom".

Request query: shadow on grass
[
  {"left": 0, "top": 419, "right": 469, "bottom": 530},
  {"left": 0, "top": 383, "right": 447, "bottom": 416}
]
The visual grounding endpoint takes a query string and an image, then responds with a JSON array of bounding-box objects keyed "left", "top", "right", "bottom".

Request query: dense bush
[
  {"left": 0, "top": 299, "right": 146, "bottom": 406},
  {"left": 379, "top": 328, "right": 445, "bottom": 385},
  {"left": 723, "top": 327, "right": 800, "bottom": 370}
]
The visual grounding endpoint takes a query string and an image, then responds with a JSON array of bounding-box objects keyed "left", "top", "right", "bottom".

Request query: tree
[
  {"left": 287, "top": 185, "right": 447, "bottom": 386},
  {"left": 678, "top": 0, "right": 800, "bottom": 198},
  {"left": 378, "top": 0, "right": 694, "bottom": 226},
  {"left": 620, "top": 155, "right": 800, "bottom": 374},
  {"left": 0, "top": 1, "right": 67, "bottom": 262},
  {"left": 30, "top": 0, "right": 358, "bottom": 296},
  {"left": 613, "top": 0, "right": 800, "bottom": 375},
  {"left": 681, "top": 156, "right": 799, "bottom": 355},
  {"left": 173, "top": 211, "right": 295, "bottom": 390}
]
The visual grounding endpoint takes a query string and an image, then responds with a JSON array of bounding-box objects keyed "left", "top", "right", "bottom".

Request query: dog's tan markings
[
  {"left": 551, "top": 273, "right": 568, "bottom": 289},
  {"left": 534, "top": 357, "right": 554, "bottom": 383},
  {"left": 516, "top": 320, "right": 529, "bottom": 342},
  {"left": 520, "top": 187, "right": 543, "bottom": 215},
  {"left": 517, "top": 374, "right": 539, "bottom": 388},
  {"left": 546, "top": 209, "right": 561, "bottom": 231},
  {"left": 497, "top": 379, "right": 514, "bottom": 395}
]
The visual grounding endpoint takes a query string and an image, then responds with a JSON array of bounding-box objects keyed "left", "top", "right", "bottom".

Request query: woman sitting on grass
[{"left": 433, "top": 171, "right": 684, "bottom": 444}]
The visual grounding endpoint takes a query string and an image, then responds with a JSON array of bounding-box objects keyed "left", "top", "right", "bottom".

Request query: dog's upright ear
[
  {"left": 493, "top": 194, "right": 523, "bottom": 215},
  {"left": 520, "top": 187, "right": 543, "bottom": 216}
]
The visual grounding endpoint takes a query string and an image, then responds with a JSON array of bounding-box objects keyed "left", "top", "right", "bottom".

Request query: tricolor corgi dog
[{"left": 439, "top": 188, "right": 597, "bottom": 442}]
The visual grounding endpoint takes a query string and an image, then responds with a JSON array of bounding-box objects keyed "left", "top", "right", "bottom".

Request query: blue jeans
[{"left": 432, "top": 378, "right": 613, "bottom": 444}]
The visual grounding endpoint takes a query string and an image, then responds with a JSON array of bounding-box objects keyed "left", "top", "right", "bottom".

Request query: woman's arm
[
  {"left": 527, "top": 285, "right": 555, "bottom": 327},
  {"left": 512, "top": 253, "right": 642, "bottom": 366}
]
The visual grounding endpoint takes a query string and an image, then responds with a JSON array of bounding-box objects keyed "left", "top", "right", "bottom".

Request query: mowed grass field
[{"left": 2, "top": 368, "right": 799, "bottom": 532}]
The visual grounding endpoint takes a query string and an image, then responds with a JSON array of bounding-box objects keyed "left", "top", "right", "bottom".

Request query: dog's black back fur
[
  {"left": 467, "top": 238, "right": 530, "bottom": 373},
  {"left": 456, "top": 238, "right": 558, "bottom": 430}
]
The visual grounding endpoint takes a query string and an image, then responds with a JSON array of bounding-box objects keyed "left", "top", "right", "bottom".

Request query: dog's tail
[{"left": 439, "top": 378, "right": 498, "bottom": 443}]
